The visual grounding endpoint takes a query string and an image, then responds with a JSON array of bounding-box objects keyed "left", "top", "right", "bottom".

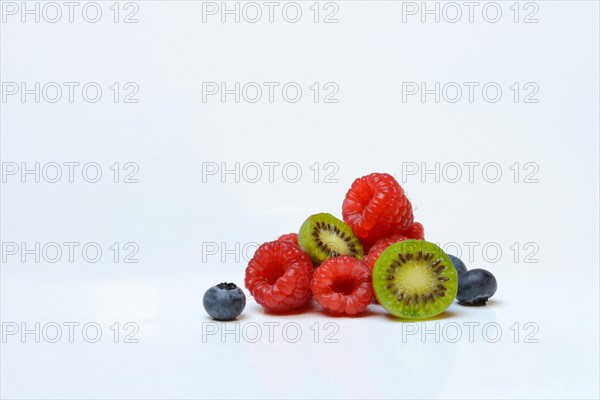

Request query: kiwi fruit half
[
  {"left": 373, "top": 240, "right": 457, "bottom": 319},
  {"left": 298, "top": 213, "right": 363, "bottom": 266}
]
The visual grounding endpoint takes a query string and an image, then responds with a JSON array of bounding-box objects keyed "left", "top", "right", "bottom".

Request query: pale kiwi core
[
  {"left": 394, "top": 261, "right": 439, "bottom": 296},
  {"left": 318, "top": 229, "right": 351, "bottom": 255}
]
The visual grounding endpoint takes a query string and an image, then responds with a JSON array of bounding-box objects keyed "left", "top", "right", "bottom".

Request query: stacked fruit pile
[{"left": 203, "top": 173, "right": 497, "bottom": 321}]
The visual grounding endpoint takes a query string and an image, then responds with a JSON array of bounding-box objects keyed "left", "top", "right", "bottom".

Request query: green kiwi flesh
[
  {"left": 298, "top": 213, "right": 363, "bottom": 266},
  {"left": 373, "top": 240, "right": 458, "bottom": 319}
]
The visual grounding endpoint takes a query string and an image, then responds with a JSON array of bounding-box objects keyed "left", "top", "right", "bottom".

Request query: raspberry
[
  {"left": 277, "top": 233, "right": 299, "bottom": 246},
  {"left": 245, "top": 241, "right": 313, "bottom": 312},
  {"left": 364, "top": 234, "right": 409, "bottom": 269},
  {"left": 342, "top": 173, "right": 414, "bottom": 249},
  {"left": 403, "top": 221, "right": 425, "bottom": 240},
  {"left": 310, "top": 256, "right": 373, "bottom": 315}
]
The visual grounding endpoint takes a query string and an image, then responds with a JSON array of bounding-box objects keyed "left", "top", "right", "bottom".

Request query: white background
[{"left": 1, "top": 1, "right": 599, "bottom": 399}]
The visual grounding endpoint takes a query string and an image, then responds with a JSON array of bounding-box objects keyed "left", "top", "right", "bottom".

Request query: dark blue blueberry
[
  {"left": 447, "top": 254, "right": 467, "bottom": 276},
  {"left": 203, "top": 282, "right": 246, "bottom": 320},
  {"left": 457, "top": 269, "right": 497, "bottom": 305}
]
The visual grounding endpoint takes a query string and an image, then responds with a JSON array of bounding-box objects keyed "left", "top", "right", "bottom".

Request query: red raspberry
[
  {"left": 245, "top": 241, "right": 313, "bottom": 312},
  {"left": 310, "top": 256, "right": 373, "bottom": 315},
  {"left": 277, "top": 233, "right": 299, "bottom": 246},
  {"left": 403, "top": 221, "right": 425, "bottom": 240},
  {"left": 342, "top": 173, "right": 414, "bottom": 249},
  {"left": 364, "top": 234, "right": 409, "bottom": 304},
  {"left": 364, "top": 234, "right": 409, "bottom": 269}
]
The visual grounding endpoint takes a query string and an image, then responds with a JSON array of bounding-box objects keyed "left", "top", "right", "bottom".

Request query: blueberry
[
  {"left": 456, "top": 269, "right": 497, "bottom": 305},
  {"left": 447, "top": 254, "right": 467, "bottom": 276},
  {"left": 203, "top": 282, "right": 246, "bottom": 320}
]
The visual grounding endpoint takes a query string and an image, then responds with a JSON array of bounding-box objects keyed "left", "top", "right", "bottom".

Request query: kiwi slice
[
  {"left": 298, "top": 213, "right": 363, "bottom": 266},
  {"left": 373, "top": 240, "right": 457, "bottom": 319}
]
